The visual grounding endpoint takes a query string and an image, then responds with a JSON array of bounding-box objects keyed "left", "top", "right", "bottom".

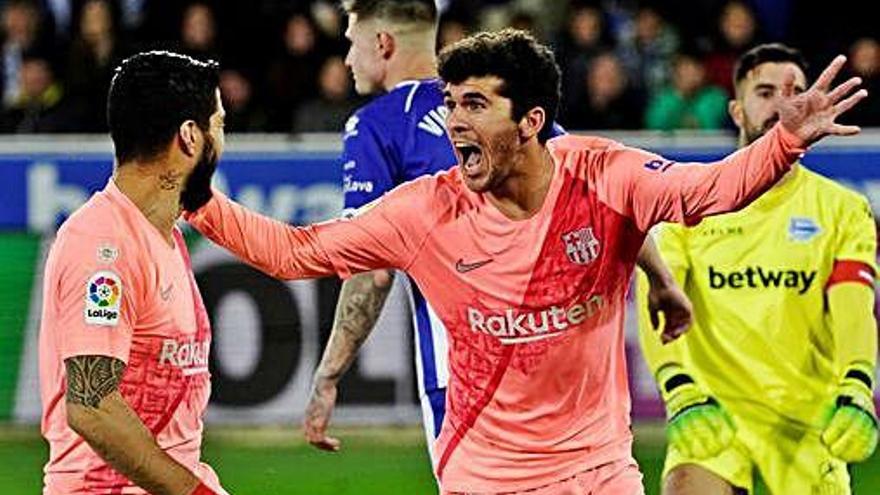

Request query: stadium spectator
[
  {"left": 842, "top": 37, "right": 880, "bottom": 127},
  {"left": 703, "top": 1, "right": 760, "bottom": 96},
  {"left": 310, "top": 0, "right": 347, "bottom": 55},
  {"left": 265, "top": 12, "right": 327, "bottom": 131},
  {"left": 645, "top": 53, "right": 728, "bottom": 130},
  {"left": 292, "top": 55, "right": 357, "bottom": 133},
  {"left": 1, "top": 0, "right": 51, "bottom": 106},
  {"left": 555, "top": 5, "right": 611, "bottom": 123},
  {"left": 617, "top": 5, "right": 679, "bottom": 96},
  {"left": 560, "top": 51, "right": 643, "bottom": 130},
  {"left": 65, "top": 0, "right": 125, "bottom": 131},
  {"left": 179, "top": 2, "right": 219, "bottom": 62},
  {"left": 0, "top": 51, "right": 77, "bottom": 132},
  {"left": 0, "top": 0, "right": 870, "bottom": 134},
  {"left": 219, "top": 68, "right": 266, "bottom": 132},
  {"left": 508, "top": 10, "right": 539, "bottom": 40},
  {"left": 438, "top": 15, "right": 468, "bottom": 49}
]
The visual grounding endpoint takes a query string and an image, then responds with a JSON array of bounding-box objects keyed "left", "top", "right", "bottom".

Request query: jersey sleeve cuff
[
  {"left": 182, "top": 188, "right": 223, "bottom": 225},
  {"left": 775, "top": 123, "right": 808, "bottom": 156}
]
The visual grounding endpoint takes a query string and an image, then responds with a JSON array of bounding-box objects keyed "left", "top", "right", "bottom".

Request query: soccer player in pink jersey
[
  {"left": 39, "top": 51, "right": 229, "bottom": 495},
  {"left": 185, "top": 30, "right": 866, "bottom": 494}
]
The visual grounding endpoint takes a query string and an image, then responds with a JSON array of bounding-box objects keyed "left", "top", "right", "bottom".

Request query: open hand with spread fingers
[{"left": 779, "top": 55, "right": 868, "bottom": 145}]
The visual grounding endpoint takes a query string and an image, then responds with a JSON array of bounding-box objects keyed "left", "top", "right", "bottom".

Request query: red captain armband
[
  {"left": 190, "top": 482, "right": 220, "bottom": 495},
  {"left": 825, "top": 260, "right": 876, "bottom": 290}
]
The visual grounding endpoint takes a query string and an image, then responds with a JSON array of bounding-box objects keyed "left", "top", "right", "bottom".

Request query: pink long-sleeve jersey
[{"left": 187, "top": 124, "right": 804, "bottom": 493}]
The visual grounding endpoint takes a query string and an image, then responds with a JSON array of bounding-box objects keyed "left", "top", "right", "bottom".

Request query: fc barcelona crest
[{"left": 562, "top": 227, "right": 600, "bottom": 265}]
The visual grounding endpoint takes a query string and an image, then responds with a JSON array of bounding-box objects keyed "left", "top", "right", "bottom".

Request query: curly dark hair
[
  {"left": 734, "top": 43, "right": 808, "bottom": 91},
  {"left": 340, "top": 0, "right": 436, "bottom": 24},
  {"left": 438, "top": 28, "right": 561, "bottom": 143},
  {"left": 107, "top": 50, "right": 220, "bottom": 163}
]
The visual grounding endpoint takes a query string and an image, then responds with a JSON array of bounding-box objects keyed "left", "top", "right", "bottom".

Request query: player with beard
[
  {"left": 184, "top": 31, "right": 866, "bottom": 493},
  {"left": 38, "top": 51, "right": 228, "bottom": 495},
  {"left": 304, "top": 0, "right": 692, "bottom": 465},
  {"left": 638, "top": 43, "right": 878, "bottom": 495}
]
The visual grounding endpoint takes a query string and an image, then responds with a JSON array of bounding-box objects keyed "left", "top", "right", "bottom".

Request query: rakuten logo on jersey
[
  {"left": 467, "top": 295, "right": 605, "bottom": 344},
  {"left": 159, "top": 338, "right": 210, "bottom": 376}
]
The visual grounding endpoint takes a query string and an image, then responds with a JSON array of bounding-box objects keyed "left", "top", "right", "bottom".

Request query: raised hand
[{"left": 779, "top": 55, "right": 867, "bottom": 146}]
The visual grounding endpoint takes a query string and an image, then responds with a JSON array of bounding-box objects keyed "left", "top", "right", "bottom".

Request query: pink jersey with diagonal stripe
[
  {"left": 39, "top": 181, "right": 226, "bottom": 495},
  {"left": 188, "top": 124, "right": 804, "bottom": 492}
]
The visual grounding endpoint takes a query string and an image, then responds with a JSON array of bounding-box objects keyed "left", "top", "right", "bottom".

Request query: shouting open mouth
[{"left": 455, "top": 141, "right": 483, "bottom": 178}]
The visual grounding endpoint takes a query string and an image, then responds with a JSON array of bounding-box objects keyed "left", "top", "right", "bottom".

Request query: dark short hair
[
  {"left": 438, "top": 28, "right": 561, "bottom": 143},
  {"left": 341, "top": 0, "right": 437, "bottom": 24},
  {"left": 107, "top": 51, "right": 219, "bottom": 163},
  {"left": 733, "top": 43, "right": 808, "bottom": 89}
]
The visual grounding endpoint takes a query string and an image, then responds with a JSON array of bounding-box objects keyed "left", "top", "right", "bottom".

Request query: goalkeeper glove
[
  {"left": 658, "top": 364, "right": 735, "bottom": 459},
  {"left": 821, "top": 362, "right": 878, "bottom": 462}
]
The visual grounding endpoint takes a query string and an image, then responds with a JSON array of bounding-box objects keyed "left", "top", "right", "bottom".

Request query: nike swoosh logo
[
  {"left": 160, "top": 284, "right": 173, "bottom": 301},
  {"left": 455, "top": 258, "right": 493, "bottom": 273}
]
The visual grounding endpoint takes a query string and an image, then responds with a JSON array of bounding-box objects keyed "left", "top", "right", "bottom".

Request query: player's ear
[
  {"left": 728, "top": 98, "right": 744, "bottom": 128},
  {"left": 518, "top": 106, "right": 546, "bottom": 142},
  {"left": 177, "top": 120, "right": 200, "bottom": 158},
  {"left": 377, "top": 31, "right": 394, "bottom": 61}
]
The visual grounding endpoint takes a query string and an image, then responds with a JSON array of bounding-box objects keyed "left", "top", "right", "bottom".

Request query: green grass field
[{"left": 2, "top": 423, "right": 879, "bottom": 494}]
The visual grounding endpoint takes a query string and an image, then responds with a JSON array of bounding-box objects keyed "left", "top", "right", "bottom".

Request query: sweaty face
[
  {"left": 444, "top": 76, "right": 521, "bottom": 193},
  {"left": 736, "top": 62, "right": 807, "bottom": 144},
  {"left": 344, "top": 14, "right": 385, "bottom": 95},
  {"left": 181, "top": 90, "right": 225, "bottom": 211}
]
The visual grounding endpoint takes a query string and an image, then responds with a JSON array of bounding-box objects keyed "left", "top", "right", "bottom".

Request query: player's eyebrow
[
  {"left": 443, "top": 89, "right": 490, "bottom": 102},
  {"left": 461, "top": 92, "right": 489, "bottom": 103},
  {"left": 753, "top": 82, "right": 807, "bottom": 94},
  {"left": 753, "top": 83, "right": 776, "bottom": 92}
]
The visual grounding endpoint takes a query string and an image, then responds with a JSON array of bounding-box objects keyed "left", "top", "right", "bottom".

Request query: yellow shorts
[{"left": 663, "top": 416, "right": 850, "bottom": 494}]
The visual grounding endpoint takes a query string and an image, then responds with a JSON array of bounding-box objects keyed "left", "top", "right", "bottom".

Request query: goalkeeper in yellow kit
[{"left": 638, "top": 43, "right": 878, "bottom": 495}]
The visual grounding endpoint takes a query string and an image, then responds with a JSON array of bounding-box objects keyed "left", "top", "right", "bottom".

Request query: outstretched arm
[
  {"left": 594, "top": 55, "right": 866, "bottom": 231},
  {"left": 65, "top": 356, "right": 215, "bottom": 495},
  {"left": 186, "top": 186, "right": 429, "bottom": 281}
]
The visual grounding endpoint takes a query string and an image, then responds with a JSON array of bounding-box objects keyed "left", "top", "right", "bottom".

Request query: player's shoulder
[
  {"left": 356, "top": 80, "right": 442, "bottom": 118},
  {"left": 381, "top": 165, "right": 465, "bottom": 217},
  {"left": 800, "top": 167, "right": 871, "bottom": 209},
  {"left": 52, "top": 190, "right": 141, "bottom": 269},
  {"left": 389, "top": 164, "right": 459, "bottom": 197},
  {"left": 549, "top": 133, "right": 621, "bottom": 150},
  {"left": 547, "top": 133, "right": 624, "bottom": 160},
  {"left": 547, "top": 133, "right": 625, "bottom": 176}
]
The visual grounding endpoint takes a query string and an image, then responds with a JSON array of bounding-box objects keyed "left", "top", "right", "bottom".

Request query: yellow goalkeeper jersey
[{"left": 643, "top": 165, "right": 877, "bottom": 427}]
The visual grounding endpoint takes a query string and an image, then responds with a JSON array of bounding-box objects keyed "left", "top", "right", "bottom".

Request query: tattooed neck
[{"left": 158, "top": 171, "right": 183, "bottom": 191}]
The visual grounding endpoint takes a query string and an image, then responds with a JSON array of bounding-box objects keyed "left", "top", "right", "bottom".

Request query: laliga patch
[
  {"left": 788, "top": 217, "right": 821, "bottom": 242},
  {"left": 84, "top": 271, "right": 122, "bottom": 326}
]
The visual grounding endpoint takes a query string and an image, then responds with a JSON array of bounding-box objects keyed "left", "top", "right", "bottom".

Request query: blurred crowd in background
[{"left": 0, "top": 0, "right": 878, "bottom": 134}]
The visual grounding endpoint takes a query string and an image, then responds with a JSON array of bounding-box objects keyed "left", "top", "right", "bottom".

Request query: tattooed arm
[
  {"left": 64, "top": 355, "right": 207, "bottom": 495},
  {"left": 303, "top": 270, "right": 394, "bottom": 451}
]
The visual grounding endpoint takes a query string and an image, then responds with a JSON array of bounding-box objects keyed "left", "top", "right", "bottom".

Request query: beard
[
  {"left": 180, "top": 135, "right": 219, "bottom": 211},
  {"left": 743, "top": 115, "right": 779, "bottom": 145}
]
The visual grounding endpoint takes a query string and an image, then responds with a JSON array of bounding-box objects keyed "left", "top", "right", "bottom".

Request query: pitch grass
[{"left": 2, "top": 423, "right": 879, "bottom": 494}]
